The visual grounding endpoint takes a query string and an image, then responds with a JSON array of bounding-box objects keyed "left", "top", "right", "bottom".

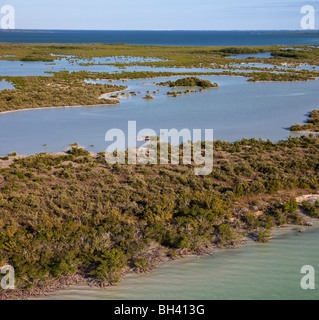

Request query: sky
[{"left": 1, "top": 0, "right": 318, "bottom": 30}]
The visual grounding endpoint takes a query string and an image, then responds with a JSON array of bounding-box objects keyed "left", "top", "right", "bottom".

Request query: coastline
[
  {"left": 1, "top": 42, "right": 319, "bottom": 301},
  {"left": 0, "top": 89, "right": 129, "bottom": 116},
  {"left": 0, "top": 72, "right": 317, "bottom": 115},
  {"left": 0, "top": 148, "right": 317, "bottom": 301},
  {"left": 2, "top": 144, "right": 318, "bottom": 295},
  {"left": 31, "top": 217, "right": 319, "bottom": 300},
  {"left": 1, "top": 233, "right": 237, "bottom": 300}
]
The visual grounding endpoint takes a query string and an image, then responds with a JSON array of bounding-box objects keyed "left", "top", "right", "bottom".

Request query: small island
[
  {"left": 157, "top": 77, "right": 219, "bottom": 88},
  {"left": 143, "top": 94, "right": 154, "bottom": 100}
]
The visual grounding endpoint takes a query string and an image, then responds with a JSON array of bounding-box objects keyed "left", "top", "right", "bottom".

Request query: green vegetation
[
  {"left": 0, "top": 73, "right": 126, "bottom": 112},
  {"left": 71, "top": 69, "right": 318, "bottom": 83},
  {"left": 1, "top": 43, "right": 319, "bottom": 73},
  {"left": 8, "top": 152, "right": 17, "bottom": 157},
  {"left": 167, "top": 91, "right": 183, "bottom": 97},
  {"left": 0, "top": 43, "right": 276, "bottom": 68},
  {"left": 219, "top": 47, "right": 267, "bottom": 55},
  {"left": 247, "top": 71, "right": 316, "bottom": 82},
  {"left": 0, "top": 134, "right": 319, "bottom": 298},
  {"left": 1, "top": 68, "right": 318, "bottom": 113},
  {"left": 271, "top": 48, "right": 314, "bottom": 60},
  {"left": 302, "top": 201, "right": 319, "bottom": 217},
  {"left": 167, "top": 89, "right": 198, "bottom": 97},
  {"left": 157, "top": 77, "right": 218, "bottom": 88},
  {"left": 290, "top": 110, "right": 319, "bottom": 132},
  {"left": 1, "top": 43, "right": 319, "bottom": 298}
]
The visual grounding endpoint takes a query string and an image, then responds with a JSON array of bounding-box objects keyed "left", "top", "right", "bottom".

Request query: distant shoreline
[
  {"left": 0, "top": 88, "right": 129, "bottom": 115},
  {"left": 1, "top": 30, "right": 319, "bottom": 46}
]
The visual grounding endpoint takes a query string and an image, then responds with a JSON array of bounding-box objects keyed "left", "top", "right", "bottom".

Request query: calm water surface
[
  {"left": 230, "top": 52, "right": 272, "bottom": 59},
  {"left": 37, "top": 222, "right": 319, "bottom": 300},
  {"left": 1, "top": 30, "right": 319, "bottom": 46},
  {"left": 0, "top": 75, "right": 317, "bottom": 155},
  {"left": 0, "top": 79, "right": 14, "bottom": 90},
  {"left": 0, "top": 58, "right": 270, "bottom": 77}
]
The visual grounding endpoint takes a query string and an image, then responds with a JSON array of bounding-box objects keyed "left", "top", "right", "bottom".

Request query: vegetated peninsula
[
  {"left": 157, "top": 77, "right": 219, "bottom": 88},
  {"left": 1, "top": 132, "right": 319, "bottom": 299},
  {"left": 290, "top": 110, "right": 319, "bottom": 132},
  {"left": 0, "top": 68, "right": 315, "bottom": 113},
  {"left": 0, "top": 73, "right": 127, "bottom": 113}
]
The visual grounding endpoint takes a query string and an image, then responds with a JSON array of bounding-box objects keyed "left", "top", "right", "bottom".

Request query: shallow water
[
  {"left": 37, "top": 222, "right": 319, "bottom": 300},
  {"left": 0, "top": 58, "right": 268, "bottom": 77},
  {"left": 0, "top": 75, "right": 317, "bottom": 155},
  {"left": 0, "top": 79, "right": 14, "bottom": 91},
  {"left": 0, "top": 54, "right": 305, "bottom": 79},
  {"left": 51, "top": 55, "right": 166, "bottom": 64}
]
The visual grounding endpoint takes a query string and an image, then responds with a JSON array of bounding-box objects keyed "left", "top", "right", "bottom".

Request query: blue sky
[{"left": 2, "top": 0, "right": 318, "bottom": 30}]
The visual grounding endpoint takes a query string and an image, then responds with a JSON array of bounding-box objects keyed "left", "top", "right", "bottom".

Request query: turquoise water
[
  {"left": 0, "top": 75, "right": 318, "bottom": 155},
  {"left": 38, "top": 222, "right": 319, "bottom": 300}
]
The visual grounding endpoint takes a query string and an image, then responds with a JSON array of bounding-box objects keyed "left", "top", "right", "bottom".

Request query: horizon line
[{"left": 1, "top": 29, "right": 319, "bottom": 32}]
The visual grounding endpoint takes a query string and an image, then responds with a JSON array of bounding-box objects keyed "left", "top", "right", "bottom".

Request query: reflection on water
[{"left": 36, "top": 222, "right": 319, "bottom": 300}]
